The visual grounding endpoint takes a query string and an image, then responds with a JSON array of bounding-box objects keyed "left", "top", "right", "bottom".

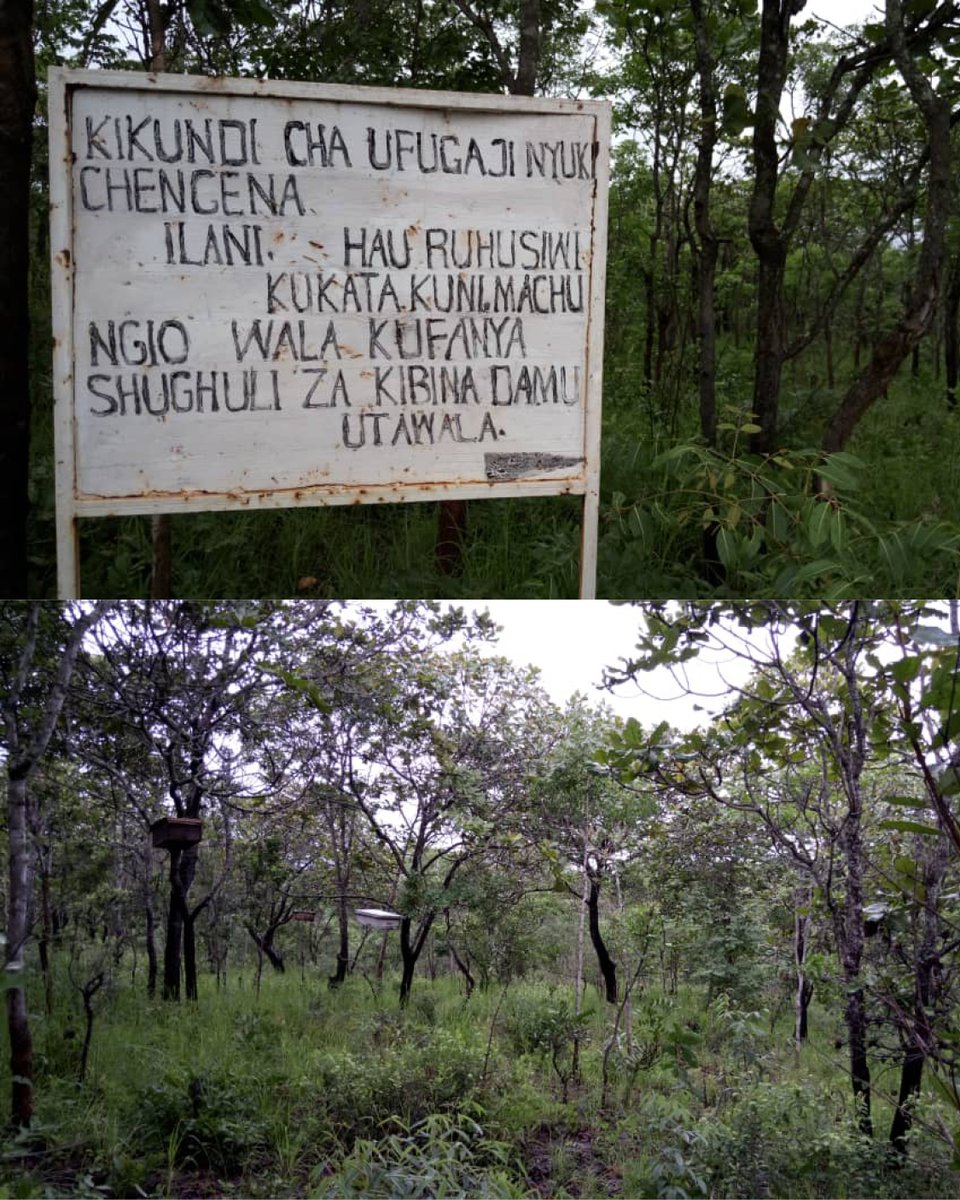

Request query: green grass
[{"left": 2, "top": 965, "right": 959, "bottom": 1197}]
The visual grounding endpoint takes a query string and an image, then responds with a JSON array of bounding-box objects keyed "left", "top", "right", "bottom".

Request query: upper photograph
[{"left": 4, "top": 0, "right": 959, "bottom": 599}]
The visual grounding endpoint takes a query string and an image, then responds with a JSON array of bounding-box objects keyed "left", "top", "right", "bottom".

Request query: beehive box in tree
[{"left": 49, "top": 70, "right": 610, "bottom": 596}]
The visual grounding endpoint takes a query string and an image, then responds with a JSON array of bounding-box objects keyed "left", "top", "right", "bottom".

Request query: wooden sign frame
[{"left": 48, "top": 69, "right": 610, "bottom": 598}]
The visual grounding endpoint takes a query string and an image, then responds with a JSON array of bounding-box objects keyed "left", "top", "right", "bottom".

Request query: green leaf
[
  {"left": 817, "top": 453, "right": 864, "bottom": 492},
  {"left": 879, "top": 819, "right": 942, "bottom": 838},
  {"left": 928, "top": 1067, "right": 960, "bottom": 1113},
  {"left": 885, "top": 795, "right": 927, "bottom": 809},
  {"left": 805, "top": 500, "right": 832, "bottom": 548},
  {"left": 721, "top": 84, "right": 753, "bottom": 137}
]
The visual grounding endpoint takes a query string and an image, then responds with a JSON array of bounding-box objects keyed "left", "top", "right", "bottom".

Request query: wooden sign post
[{"left": 49, "top": 70, "right": 610, "bottom": 597}]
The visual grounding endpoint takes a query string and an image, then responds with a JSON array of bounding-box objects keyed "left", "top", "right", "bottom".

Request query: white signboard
[{"left": 49, "top": 69, "right": 609, "bottom": 597}]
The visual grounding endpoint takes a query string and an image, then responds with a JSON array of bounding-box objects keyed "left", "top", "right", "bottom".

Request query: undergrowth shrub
[
  {"left": 604, "top": 435, "right": 960, "bottom": 597},
  {"left": 131, "top": 1067, "right": 269, "bottom": 1174},
  {"left": 310, "top": 1025, "right": 484, "bottom": 1137},
  {"left": 311, "top": 1107, "right": 533, "bottom": 1198},
  {"left": 693, "top": 1081, "right": 956, "bottom": 1199}
]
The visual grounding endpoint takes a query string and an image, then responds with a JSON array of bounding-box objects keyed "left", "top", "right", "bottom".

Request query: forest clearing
[
  {"left": 6, "top": 0, "right": 960, "bottom": 597},
  {"left": 3, "top": 599, "right": 960, "bottom": 1196}
]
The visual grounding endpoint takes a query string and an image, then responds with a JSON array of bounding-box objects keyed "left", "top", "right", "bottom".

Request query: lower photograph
[{"left": 1, "top": 599, "right": 959, "bottom": 1198}]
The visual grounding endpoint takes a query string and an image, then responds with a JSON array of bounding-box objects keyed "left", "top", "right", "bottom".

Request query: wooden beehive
[
  {"left": 151, "top": 817, "right": 203, "bottom": 850},
  {"left": 355, "top": 908, "right": 404, "bottom": 930}
]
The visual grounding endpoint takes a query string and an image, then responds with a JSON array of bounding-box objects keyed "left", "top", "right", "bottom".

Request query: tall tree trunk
[
  {"left": 398, "top": 913, "right": 435, "bottom": 1007},
  {"left": 794, "top": 903, "right": 813, "bottom": 1047},
  {"left": 184, "top": 909, "right": 199, "bottom": 999},
  {"left": 748, "top": 0, "right": 800, "bottom": 453},
  {"left": 0, "top": 0, "right": 36, "bottom": 595},
  {"left": 163, "top": 848, "right": 186, "bottom": 1000},
  {"left": 587, "top": 880, "right": 617, "bottom": 1003},
  {"left": 944, "top": 249, "right": 960, "bottom": 411},
  {"left": 846, "top": 986, "right": 872, "bottom": 1136},
  {"left": 690, "top": 0, "right": 718, "bottom": 448},
  {"left": 38, "top": 851, "right": 55, "bottom": 1017},
  {"left": 162, "top": 843, "right": 199, "bottom": 1000},
  {"left": 6, "top": 774, "right": 34, "bottom": 1128},
  {"left": 2, "top": 603, "right": 103, "bottom": 1127},
  {"left": 328, "top": 897, "right": 350, "bottom": 987},
  {"left": 145, "top": 894, "right": 158, "bottom": 998},
  {"left": 890, "top": 835, "right": 948, "bottom": 1157}
]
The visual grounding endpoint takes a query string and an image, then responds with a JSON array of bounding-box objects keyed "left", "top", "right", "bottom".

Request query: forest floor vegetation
[{"left": 1, "top": 969, "right": 959, "bottom": 1198}]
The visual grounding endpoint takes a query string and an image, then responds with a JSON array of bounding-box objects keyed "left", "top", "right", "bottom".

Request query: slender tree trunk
[
  {"left": 840, "top": 800, "right": 871, "bottom": 1135},
  {"left": 690, "top": 0, "right": 718, "bottom": 448},
  {"left": 398, "top": 913, "right": 435, "bottom": 1007},
  {"left": 184, "top": 910, "right": 199, "bottom": 999},
  {"left": 145, "top": 887, "right": 158, "bottom": 998},
  {"left": 38, "top": 853, "right": 55, "bottom": 1017},
  {"left": 328, "top": 897, "right": 350, "bottom": 987},
  {"left": 944, "top": 250, "right": 960, "bottom": 411},
  {"left": 163, "top": 848, "right": 185, "bottom": 1001},
  {"left": 890, "top": 835, "right": 948, "bottom": 1158},
  {"left": 2, "top": 604, "right": 104, "bottom": 1127},
  {"left": 794, "top": 902, "right": 813, "bottom": 1047},
  {"left": 890, "top": 1039, "right": 925, "bottom": 1157},
  {"left": 748, "top": 0, "right": 799, "bottom": 454},
  {"left": 0, "top": 0, "right": 36, "bottom": 595},
  {"left": 587, "top": 880, "right": 617, "bottom": 1003},
  {"left": 6, "top": 774, "right": 34, "bottom": 1128},
  {"left": 846, "top": 986, "right": 872, "bottom": 1135}
]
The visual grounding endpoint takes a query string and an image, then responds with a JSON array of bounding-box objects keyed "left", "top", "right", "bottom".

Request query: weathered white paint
[
  {"left": 49, "top": 69, "right": 610, "bottom": 597},
  {"left": 355, "top": 908, "right": 405, "bottom": 929}
]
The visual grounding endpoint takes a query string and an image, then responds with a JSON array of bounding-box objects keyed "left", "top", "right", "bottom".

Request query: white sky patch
[{"left": 450, "top": 600, "right": 764, "bottom": 732}]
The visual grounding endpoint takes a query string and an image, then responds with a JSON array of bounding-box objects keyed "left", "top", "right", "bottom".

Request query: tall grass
[{"left": 2, "top": 963, "right": 959, "bottom": 1197}]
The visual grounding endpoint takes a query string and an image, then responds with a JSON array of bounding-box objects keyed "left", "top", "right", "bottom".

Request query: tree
[
  {"left": 607, "top": 604, "right": 901, "bottom": 1136},
  {"left": 0, "top": 601, "right": 106, "bottom": 1127},
  {"left": 87, "top": 602, "right": 267, "bottom": 1000}
]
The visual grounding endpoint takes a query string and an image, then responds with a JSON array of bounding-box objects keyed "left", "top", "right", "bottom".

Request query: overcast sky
[{"left": 442, "top": 600, "right": 760, "bottom": 733}]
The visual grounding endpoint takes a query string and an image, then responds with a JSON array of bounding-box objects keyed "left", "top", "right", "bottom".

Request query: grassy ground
[{"left": 2, "top": 965, "right": 958, "bottom": 1198}]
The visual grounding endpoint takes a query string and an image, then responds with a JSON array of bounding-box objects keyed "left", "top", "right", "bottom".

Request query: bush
[
  {"left": 131, "top": 1068, "right": 269, "bottom": 1174},
  {"left": 312, "top": 1108, "right": 533, "bottom": 1198}
]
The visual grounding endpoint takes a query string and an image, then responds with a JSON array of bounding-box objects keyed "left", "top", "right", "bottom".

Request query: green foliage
[
  {"left": 311, "top": 1108, "right": 533, "bottom": 1198},
  {"left": 604, "top": 433, "right": 960, "bottom": 597},
  {"left": 131, "top": 1067, "right": 270, "bottom": 1173}
]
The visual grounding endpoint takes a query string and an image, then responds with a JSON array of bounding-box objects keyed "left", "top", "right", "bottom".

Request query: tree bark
[
  {"left": 587, "top": 880, "right": 617, "bottom": 1003},
  {"left": 244, "top": 922, "right": 286, "bottom": 973},
  {"left": 0, "top": 0, "right": 36, "bottom": 595},
  {"left": 2, "top": 603, "right": 104, "bottom": 1128},
  {"left": 328, "top": 898, "right": 350, "bottom": 987},
  {"left": 690, "top": 0, "right": 718, "bottom": 448},
  {"left": 944, "top": 249, "right": 960, "bottom": 411},
  {"left": 398, "top": 913, "right": 435, "bottom": 1007},
  {"left": 145, "top": 894, "right": 158, "bottom": 998},
  {"left": 6, "top": 774, "right": 34, "bottom": 1128},
  {"left": 794, "top": 904, "right": 813, "bottom": 1046},
  {"left": 748, "top": 0, "right": 802, "bottom": 453},
  {"left": 162, "top": 843, "right": 199, "bottom": 1000}
]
